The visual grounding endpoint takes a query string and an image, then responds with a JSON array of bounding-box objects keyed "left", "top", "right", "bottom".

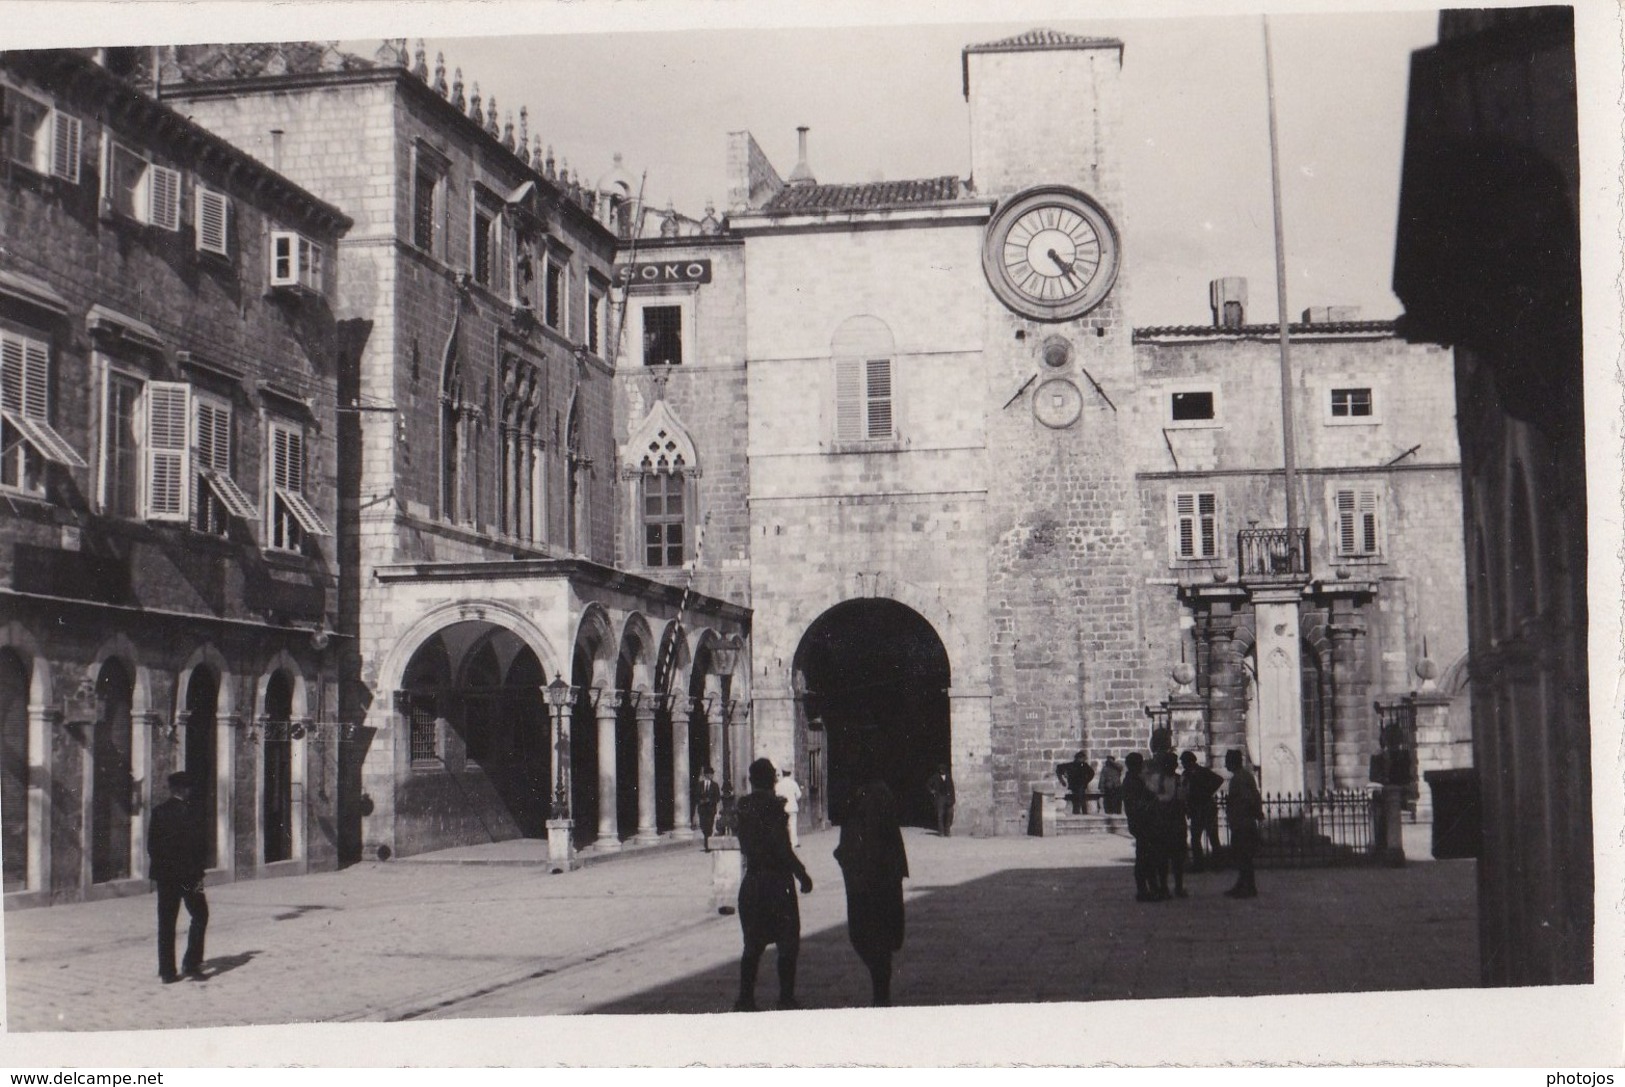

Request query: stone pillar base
[
  {"left": 710, "top": 836, "right": 742, "bottom": 914},
  {"left": 1029, "top": 788, "right": 1058, "bottom": 836},
  {"left": 634, "top": 828, "right": 662, "bottom": 844},
  {"left": 669, "top": 824, "right": 696, "bottom": 841},
  {"left": 594, "top": 836, "right": 622, "bottom": 854},
  {"left": 546, "top": 819, "right": 576, "bottom": 872},
  {"left": 1376, "top": 786, "right": 1406, "bottom": 867}
]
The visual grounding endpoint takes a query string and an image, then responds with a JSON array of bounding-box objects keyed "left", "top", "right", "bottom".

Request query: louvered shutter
[
  {"left": 147, "top": 165, "right": 181, "bottom": 231},
  {"left": 196, "top": 400, "right": 231, "bottom": 472},
  {"left": 272, "top": 425, "right": 303, "bottom": 492},
  {"left": 0, "top": 333, "right": 25, "bottom": 414},
  {"left": 1358, "top": 490, "right": 1379, "bottom": 554},
  {"left": 1175, "top": 492, "right": 1195, "bottom": 558},
  {"left": 835, "top": 358, "right": 862, "bottom": 442},
  {"left": 144, "top": 382, "right": 190, "bottom": 520},
  {"left": 1198, "top": 492, "right": 1217, "bottom": 557},
  {"left": 50, "top": 111, "right": 81, "bottom": 183},
  {"left": 865, "top": 359, "right": 893, "bottom": 438},
  {"left": 1335, "top": 490, "right": 1358, "bottom": 555},
  {"left": 196, "top": 188, "right": 229, "bottom": 255}
]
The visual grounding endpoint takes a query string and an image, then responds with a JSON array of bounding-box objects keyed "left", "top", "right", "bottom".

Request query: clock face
[{"left": 983, "top": 186, "right": 1121, "bottom": 321}]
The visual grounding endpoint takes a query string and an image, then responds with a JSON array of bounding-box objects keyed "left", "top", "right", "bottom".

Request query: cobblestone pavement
[{"left": 2, "top": 823, "right": 1477, "bottom": 1040}]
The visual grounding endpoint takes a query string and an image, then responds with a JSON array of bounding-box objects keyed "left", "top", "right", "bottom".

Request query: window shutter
[
  {"left": 1198, "top": 492, "right": 1217, "bottom": 557},
  {"left": 1359, "top": 490, "right": 1379, "bottom": 554},
  {"left": 196, "top": 188, "right": 229, "bottom": 255},
  {"left": 1174, "top": 492, "right": 1195, "bottom": 558},
  {"left": 0, "top": 334, "right": 24, "bottom": 414},
  {"left": 835, "top": 357, "right": 862, "bottom": 442},
  {"left": 49, "top": 111, "right": 81, "bottom": 183},
  {"left": 147, "top": 165, "right": 181, "bottom": 231},
  {"left": 1336, "top": 489, "right": 1356, "bottom": 555},
  {"left": 272, "top": 425, "right": 304, "bottom": 492},
  {"left": 196, "top": 400, "right": 230, "bottom": 471},
  {"left": 144, "top": 382, "right": 190, "bottom": 520},
  {"left": 865, "top": 358, "right": 893, "bottom": 438}
]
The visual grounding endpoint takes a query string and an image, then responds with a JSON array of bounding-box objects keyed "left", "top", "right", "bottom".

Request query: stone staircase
[{"left": 1028, "top": 789, "right": 1124, "bottom": 836}]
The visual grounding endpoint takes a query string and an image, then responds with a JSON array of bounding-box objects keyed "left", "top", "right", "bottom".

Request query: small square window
[
  {"left": 1171, "top": 391, "right": 1215, "bottom": 422},
  {"left": 1331, "top": 387, "right": 1373, "bottom": 418}
]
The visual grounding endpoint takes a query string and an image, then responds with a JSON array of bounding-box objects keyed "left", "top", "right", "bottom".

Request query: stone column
[
  {"left": 1202, "top": 600, "right": 1247, "bottom": 758},
  {"left": 1324, "top": 587, "right": 1373, "bottom": 790},
  {"left": 670, "top": 701, "right": 693, "bottom": 839},
  {"left": 1409, "top": 690, "right": 1455, "bottom": 819},
  {"left": 595, "top": 692, "right": 620, "bottom": 851},
  {"left": 1251, "top": 585, "right": 1305, "bottom": 796},
  {"left": 634, "top": 699, "right": 659, "bottom": 842}
]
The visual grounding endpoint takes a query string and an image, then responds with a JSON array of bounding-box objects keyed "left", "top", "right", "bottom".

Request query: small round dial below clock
[
  {"left": 1032, "top": 377, "right": 1084, "bottom": 429},
  {"left": 983, "top": 186, "right": 1121, "bottom": 322}
]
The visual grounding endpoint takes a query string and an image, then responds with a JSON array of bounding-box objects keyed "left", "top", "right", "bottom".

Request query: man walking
[
  {"left": 1224, "top": 749, "right": 1262, "bottom": 898},
  {"left": 696, "top": 766, "right": 722, "bottom": 851},
  {"left": 733, "top": 759, "right": 813, "bottom": 1011},
  {"left": 926, "top": 763, "right": 956, "bottom": 837},
  {"left": 775, "top": 766, "right": 803, "bottom": 848},
  {"left": 148, "top": 771, "right": 209, "bottom": 983}
]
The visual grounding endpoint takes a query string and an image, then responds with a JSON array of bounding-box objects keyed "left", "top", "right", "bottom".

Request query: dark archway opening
[
  {"left": 92, "top": 659, "right": 135, "bottom": 883},
  {"left": 614, "top": 657, "right": 638, "bottom": 840},
  {"left": 184, "top": 666, "right": 220, "bottom": 866},
  {"left": 570, "top": 645, "right": 597, "bottom": 848},
  {"left": 263, "top": 671, "right": 294, "bottom": 864},
  {"left": 794, "top": 599, "right": 950, "bottom": 828},
  {"left": 0, "top": 649, "right": 29, "bottom": 892}
]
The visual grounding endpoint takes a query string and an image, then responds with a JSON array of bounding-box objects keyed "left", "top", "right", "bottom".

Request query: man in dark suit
[
  {"left": 695, "top": 766, "right": 722, "bottom": 852},
  {"left": 148, "top": 771, "right": 209, "bottom": 983}
]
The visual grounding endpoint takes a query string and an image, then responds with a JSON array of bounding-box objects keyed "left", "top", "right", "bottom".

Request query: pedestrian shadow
[
  {"left": 197, "top": 950, "right": 260, "bottom": 980},
  {"left": 583, "top": 861, "right": 1479, "bottom": 1014}
]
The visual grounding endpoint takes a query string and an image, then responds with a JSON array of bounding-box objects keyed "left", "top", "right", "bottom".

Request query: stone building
[
  {"left": 1393, "top": 7, "right": 1589, "bottom": 986},
  {"left": 614, "top": 29, "right": 1470, "bottom": 836},
  {"left": 156, "top": 42, "right": 750, "bottom": 863},
  {"left": 0, "top": 48, "right": 351, "bottom": 904}
]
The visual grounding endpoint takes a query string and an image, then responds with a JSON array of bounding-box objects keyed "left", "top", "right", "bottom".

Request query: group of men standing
[{"left": 1119, "top": 746, "right": 1262, "bottom": 900}]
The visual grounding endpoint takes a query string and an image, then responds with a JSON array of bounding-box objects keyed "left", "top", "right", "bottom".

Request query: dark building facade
[
  {"left": 0, "top": 49, "right": 351, "bottom": 904},
  {"left": 1394, "top": 7, "right": 1590, "bottom": 986}
]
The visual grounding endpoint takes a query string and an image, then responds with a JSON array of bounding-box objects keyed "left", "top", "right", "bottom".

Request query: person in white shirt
[{"left": 775, "top": 767, "right": 803, "bottom": 848}]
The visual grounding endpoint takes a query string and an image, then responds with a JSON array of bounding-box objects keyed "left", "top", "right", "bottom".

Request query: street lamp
[
  {"left": 545, "top": 676, "right": 576, "bottom": 820},
  {"left": 711, "top": 640, "right": 740, "bottom": 836}
]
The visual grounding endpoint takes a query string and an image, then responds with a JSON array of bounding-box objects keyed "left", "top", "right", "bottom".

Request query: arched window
[
  {"left": 623, "top": 399, "right": 700, "bottom": 569},
  {"left": 498, "top": 355, "right": 545, "bottom": 543}
]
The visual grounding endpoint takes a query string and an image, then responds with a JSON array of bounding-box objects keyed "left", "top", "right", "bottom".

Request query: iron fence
[{"left": 1216, "top": 788, "right": 1379, "bottom": 867}]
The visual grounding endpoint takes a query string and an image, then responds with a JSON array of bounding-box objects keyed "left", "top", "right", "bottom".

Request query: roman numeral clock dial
[{"left": 982, "top": 186, "right": 1121, "bottom": 321}]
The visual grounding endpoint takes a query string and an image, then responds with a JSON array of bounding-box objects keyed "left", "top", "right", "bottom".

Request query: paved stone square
[{"left": 3, "top": 825, "right": 1476, "bottom": 1040}]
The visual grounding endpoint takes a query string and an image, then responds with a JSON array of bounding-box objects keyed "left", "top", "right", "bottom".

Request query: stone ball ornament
[{"left": 983, "top": 185, "right": 1122, "bottom": 321}]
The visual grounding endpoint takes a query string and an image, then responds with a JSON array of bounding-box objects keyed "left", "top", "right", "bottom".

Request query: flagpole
[{"left": 1263, "top": 15, "right": 1300, "bottom": 546}]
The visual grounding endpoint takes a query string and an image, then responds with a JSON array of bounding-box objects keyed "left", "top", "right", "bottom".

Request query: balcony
[{"left": 1237, "top": 526, "right": 1310, "bottom": 581}]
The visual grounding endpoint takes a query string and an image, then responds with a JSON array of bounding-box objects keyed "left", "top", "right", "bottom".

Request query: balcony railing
[{"left": 1237, "top": 526, "right": 1310, "bottom": 580}]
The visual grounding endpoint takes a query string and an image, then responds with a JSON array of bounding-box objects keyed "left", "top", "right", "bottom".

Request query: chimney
[
  {"left": 1301, "top": 305, "right": 1362, "bottom": 325},
  {"left": 1210, "top": 277, "right": 1248, "bottom": 328},
  {"left": 787, "top": 126, "right": 816, "bottom": 186}
]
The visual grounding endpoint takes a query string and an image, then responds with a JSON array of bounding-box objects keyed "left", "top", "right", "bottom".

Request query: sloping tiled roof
[
  {"left": 761, "top": 176, "right": 970, "bottom": 213},
  {"left": 1134, "top": 320, "right": 1399, "bottom": 340},
  {"left": 122, "top": 42, "right": 374, "bottom": 87},
  {"left": 962, "top": 27, "right": 1124, "bottom": 97},
  {"left": 964, "top": 27, "right": 1124, "bottom": 52}
]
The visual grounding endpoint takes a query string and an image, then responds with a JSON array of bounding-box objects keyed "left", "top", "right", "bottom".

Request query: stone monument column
[{"left": 1251, "top": 585, "right": 1305, "bottom": 795}]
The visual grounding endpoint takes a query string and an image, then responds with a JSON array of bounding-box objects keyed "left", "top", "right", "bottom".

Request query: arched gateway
[{"left": 794, "top": 599, "right": 950, "bottom": 828}]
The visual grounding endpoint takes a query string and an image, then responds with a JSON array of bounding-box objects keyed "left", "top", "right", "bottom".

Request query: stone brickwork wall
[{"left": 0, "top": 53, "right": 346, "bottom": 905}]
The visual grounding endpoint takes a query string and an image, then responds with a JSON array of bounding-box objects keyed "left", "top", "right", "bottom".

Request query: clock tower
[{"left": 964, "top": 30, "right": 1151, "bottom": 822}]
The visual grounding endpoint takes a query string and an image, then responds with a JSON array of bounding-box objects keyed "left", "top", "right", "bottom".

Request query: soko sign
[{"left": 613, "top": 260, "right": 712, "bottom": 286}]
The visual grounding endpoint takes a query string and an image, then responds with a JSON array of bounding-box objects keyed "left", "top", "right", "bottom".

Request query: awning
[
  {"left": 276, "top": 488, "right": 331, "bottom": 536},
  {"left": 85, "top": 304, "right": 165, "bottom": 352},
  {"left": 0, "top": 268, "right": 69, "bottom": 317},
  {"left": 1, "top": 408, "right": 87, "bottom": 468},
  {"left": 202, "top": 469, "right": 259, "bottom": 521}
]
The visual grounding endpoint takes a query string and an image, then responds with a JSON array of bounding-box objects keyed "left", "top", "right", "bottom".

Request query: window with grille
[
  {"left": 471, "top": 192, "right": 504, "bottom": 291},
  {"left": 836, "top": 357, "right": 894, "bottom": 442},
  {"left": 267, "top": 419, "right": 331, "bottom": 552},
  {"left": 1334, "top": 488, "right": 1381, "bottom": 557},
  {"left": 4, "top": 89, "right": 81, "bottom": 182},
  {"left": 412, "top": 166, "right": 439, "bottom": 253},
  {"left": 106, "top": 143, "right": 180, "bottom": 230},
  {"left": 408, "top": 697, "right": 439, "bottom": 763},
  {"left": 1173, "top": 491, "right": 1219, "bottom": 560},
  {"left": 643, "top": 472, "right": 685, "bottom": 567},
  {"left": 1330, "top": 387, "right": 1374, "bottom": 418},
  {"left": 642, "top": 305, "right": 682, "bottom": 366},
  {"left": 2, "top": 329, "right": 84, "bottom": 495},
  {"left": 545, "top": 261, "right": 565, "bottom": 331}
]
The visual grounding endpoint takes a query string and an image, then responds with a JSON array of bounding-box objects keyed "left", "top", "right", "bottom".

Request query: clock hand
[{"left": 1046, "top": 247, "right": 1075, "bottom": 276}]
